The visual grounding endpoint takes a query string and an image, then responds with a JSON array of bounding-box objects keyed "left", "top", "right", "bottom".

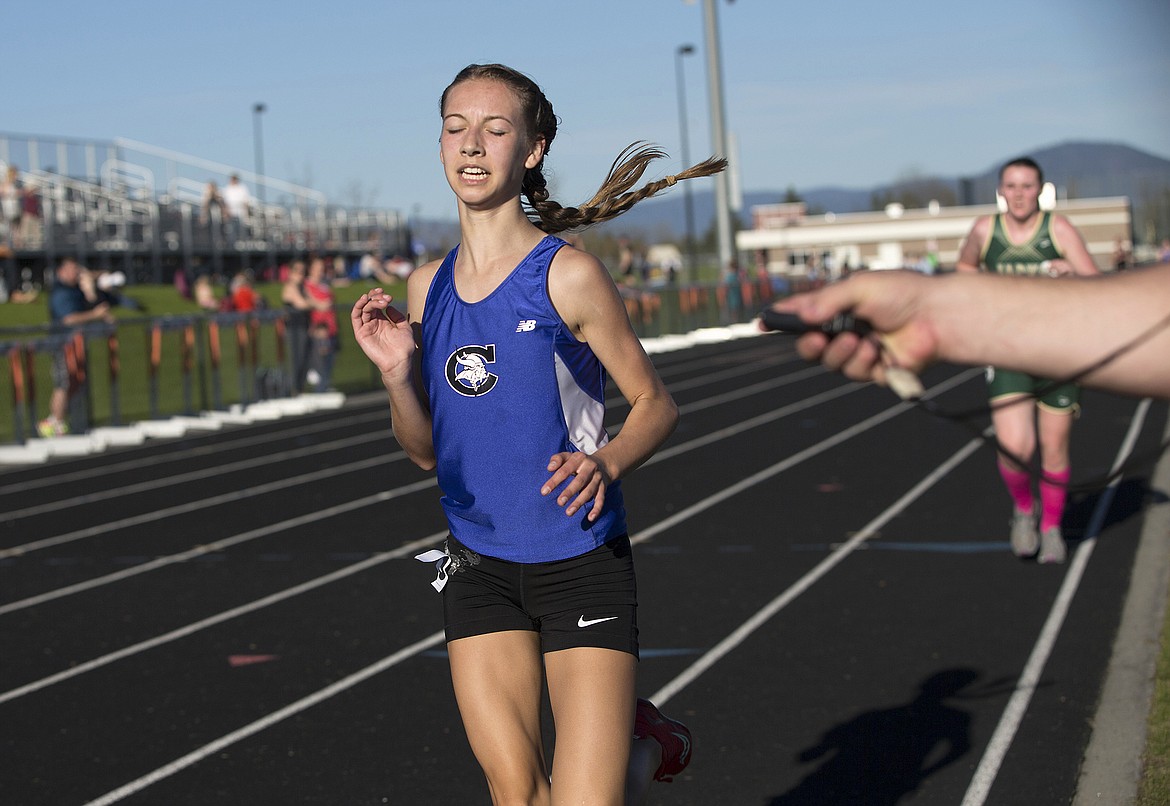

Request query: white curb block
[{"left": 0, "top": 392, "right": 350, "bottom": 465}]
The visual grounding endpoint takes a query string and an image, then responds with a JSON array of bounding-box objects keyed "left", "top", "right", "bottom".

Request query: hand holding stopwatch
[
  {"left": 758, "top": 308, "right": 924, "bottom": 401},
  {"left": 758, "top": 309, "right": 873, "bottom": 337}
]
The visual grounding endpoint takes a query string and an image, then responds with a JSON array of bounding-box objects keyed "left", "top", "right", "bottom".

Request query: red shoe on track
[{"left": 634, "top": 698, "right": 693, "bottom": 782}]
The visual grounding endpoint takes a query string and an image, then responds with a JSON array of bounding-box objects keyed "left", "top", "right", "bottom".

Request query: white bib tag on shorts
[{"left": 416, "top": 549, "right": 452, "bottom": 593}]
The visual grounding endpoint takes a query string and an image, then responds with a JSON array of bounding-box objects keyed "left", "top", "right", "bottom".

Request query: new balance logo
[{"left": 516, "top": 319, "right": 537, "bottom": 332}]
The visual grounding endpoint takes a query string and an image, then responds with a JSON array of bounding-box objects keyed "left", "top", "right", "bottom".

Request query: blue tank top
[{"left": 421, "top": 235, "right": 627, "bottom": 563}]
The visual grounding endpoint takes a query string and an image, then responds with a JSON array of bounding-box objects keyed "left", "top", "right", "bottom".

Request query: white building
[{"left": 737, "top": 196, "right": 1133, "bottom": 277}]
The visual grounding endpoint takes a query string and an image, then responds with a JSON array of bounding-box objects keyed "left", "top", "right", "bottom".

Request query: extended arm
[
  {"left": 350, "top": 265, "right": 438, "bottom": 469},
  {"left": 545, "top": 247, "right": 679, "bottom": 518},
  {"left": 281, "top": 282, "right": 310, "bottom": 310},
  {"left": 60, "top": 303, "right": 113, "bottom": 327},
  {"left": 766, "top": 265, "right": 1170, "bottom": 400}
]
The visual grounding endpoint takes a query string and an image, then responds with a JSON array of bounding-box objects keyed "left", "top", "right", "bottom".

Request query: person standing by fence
[
  {"left": 281, "top": 260, "right": 313, "bottom": 393},
  {"left": 1, "top": 165, "right": 23, "bottom": 248},
  {"left": 221, "top": 174, "right": 252, "bottom": 244},
  {"left": 40, "top": 257, "right": 114, "bottom": 437}
]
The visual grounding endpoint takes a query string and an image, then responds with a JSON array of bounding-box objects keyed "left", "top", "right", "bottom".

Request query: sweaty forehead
[{"left": 443, "top": 79, "right": 522, "bottom": 122}]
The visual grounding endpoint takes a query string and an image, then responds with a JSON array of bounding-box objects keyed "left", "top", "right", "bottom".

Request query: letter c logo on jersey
[{"left": 445, "top": 345, "right": 499, "bottom": 397}]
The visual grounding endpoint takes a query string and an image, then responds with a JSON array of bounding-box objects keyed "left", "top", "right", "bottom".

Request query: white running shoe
[
  {"left": 1010, "top": 508, "right": 1039, "bottom": 558},
  {"left": 1038, "top": 526, "right": 1067, "bottom": 564}
]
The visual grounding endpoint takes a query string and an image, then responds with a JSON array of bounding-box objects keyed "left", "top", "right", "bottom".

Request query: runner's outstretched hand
[{"left": 350, "top": 289, "right": 416, "bottom": 382}]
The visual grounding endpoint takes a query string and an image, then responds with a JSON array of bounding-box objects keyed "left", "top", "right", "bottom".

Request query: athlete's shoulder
[
  {"left": 957, "top": 215, "right": 994, "bottom": 268},
  {"left": 550, "top": 240, "right": 603, "bottom": 269},
  {"left": 549, "top": 243, "right": 611, "bottom": 288},
  {"left": 1047, "top": 212, "right": 1081, "bottom": 236},
  {"left": 548, "top": 244, "right": 620, "bottom": 334},
  {"left": 408, "top": 259, "right": 442, "bottom": 290},
  {"left": 407, "top": 258, "right": 443, "bottom": 321},
  {"left": 968, "top": 214, "right": 995, "bottom": 237}
]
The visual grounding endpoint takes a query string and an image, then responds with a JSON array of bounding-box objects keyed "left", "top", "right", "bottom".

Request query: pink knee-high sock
[
  {"left": 1040, "top": 467, "right": 1071, "bottom": 532},
  {"left": 998, "top": 459, "right": 1034, "bottom": 513}
]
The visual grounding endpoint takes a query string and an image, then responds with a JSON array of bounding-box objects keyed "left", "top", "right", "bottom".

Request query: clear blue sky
[{"left": 6, "top": 0, "right": 1169, "bottom": 221}]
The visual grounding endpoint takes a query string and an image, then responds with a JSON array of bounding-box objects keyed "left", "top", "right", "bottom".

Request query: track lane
[{"left": 0, "top": 336, "right": 1164, "bottom": 805}]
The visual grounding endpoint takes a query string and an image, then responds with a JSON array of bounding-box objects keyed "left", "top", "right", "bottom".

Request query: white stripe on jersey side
[{"left": 554, "top": 351, "right": 608, "bottom": 454}]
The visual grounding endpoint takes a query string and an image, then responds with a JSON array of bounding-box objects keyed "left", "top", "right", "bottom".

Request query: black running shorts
[{"left": 441, "top": 533, "right": 639, "bottom": 657}]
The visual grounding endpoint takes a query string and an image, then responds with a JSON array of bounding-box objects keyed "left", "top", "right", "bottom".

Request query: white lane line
[
  {"left": 0, "top": 531, "right": 449, "bottom": 705},
  {"left": 650, "top": 433, "right": 988, "bottom": 705},
  {"left": 0, "top": 452, "right": 401, "bottom": 560},
  {"left": 1073, "top": 416, "right": 1170, "bottom": 803},
  {"left": 80, "top": 629, "right": 448, "bottom": 806},
  {"left": 0, "top": 381, "right": 884, "bottom": 699},
  {"left": 648, "top": 346, "right": 792, "bottom": 387},
  {"left": 960, "top": 398, "right": 1152, "bottom": 806},
  {"left": 0, "top": 408, "right": 391, "bottom": 495},
  {"left": 0, "top": 350, "right": 808, "bottom": 559},
  {"left": 650, "top": 351, "right": 802, "bottom": 394},
  {"left": 6, "top": 350, "right": 786, "bottom": 521},
  {"left": 636, "top": 370, "right": 981, "bottom": 540},
  {"left": 0, "top": 478, "right": 438, "bottom": 615},
  {"left": 3, "top": 430, "right": 391, "bottom": 521},
  {"left": 673, "top": 365, "right": 829, "bottom": 412},
  {"left": 653, "top": 367, "right": 979, "bottom": 463},
  {"left": 0, "top": 366, "right": 931, "bottom": 607},
  {"left": 1, "top": 369, "right": 975, "bottom": 704},
  {"left": 0, "top": 336, "right": 768, "bottom": 499},
  {"left": 65, "top": 369, "right": 979, "bottom": 803}
]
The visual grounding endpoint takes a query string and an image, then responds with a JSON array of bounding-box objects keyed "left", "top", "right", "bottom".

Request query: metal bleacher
[{"left": 0, "top": 132, "right": 410, "bottom": 288}]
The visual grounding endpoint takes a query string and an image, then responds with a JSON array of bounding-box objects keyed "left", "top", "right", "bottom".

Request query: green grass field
[
  {"left": 1139, "top": 597, "right": 1170, "bottom": 804},
  {"left": 1, "top": 274, "right": 741, "bottom": 442},
  {"left": 0, "top": 280, "right": 402, "bottom": 441}
]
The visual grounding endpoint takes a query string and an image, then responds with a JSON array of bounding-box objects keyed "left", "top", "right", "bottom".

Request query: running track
[{"left": 2, "top": 331, "right": 1167, "bottom": 805}]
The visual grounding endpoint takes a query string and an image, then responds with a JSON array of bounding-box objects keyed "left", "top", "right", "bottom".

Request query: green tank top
[{"left": 981, "top": 212, "right": 1064, "bottom": 276}]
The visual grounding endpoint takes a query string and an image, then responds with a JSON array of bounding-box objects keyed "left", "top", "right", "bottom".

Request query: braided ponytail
[
  {"left": 526, "top": 142, "right": 727, "bottom": 233},
  {"left": 442, "top": 64, "right": 727, "bottom": 234}
]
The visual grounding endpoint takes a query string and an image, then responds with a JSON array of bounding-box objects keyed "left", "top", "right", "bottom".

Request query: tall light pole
[
  {"left": 701, "top": 0, "right": 734, "bottom": 272},
  {"left": 675, "top": 44, "right": 697, "bottom": 282},
  {"left": 252, "top": 102, "right": 266, "bottom": 205}
]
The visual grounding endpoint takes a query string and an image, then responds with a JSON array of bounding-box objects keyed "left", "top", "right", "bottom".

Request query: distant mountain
[
  {"left": 957, "top": 141, "right": 1170, "bottom": 207},
  {"left": 587, "top": 141, "right": 1170, "bottom": 240}
]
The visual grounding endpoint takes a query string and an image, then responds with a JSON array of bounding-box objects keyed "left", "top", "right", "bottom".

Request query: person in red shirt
[
  {"left": 229, "top": 271, "right": 259, "bottom": 312},
  {"left": 304, "top": 256, "right": 337, "bottom": 391}
]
